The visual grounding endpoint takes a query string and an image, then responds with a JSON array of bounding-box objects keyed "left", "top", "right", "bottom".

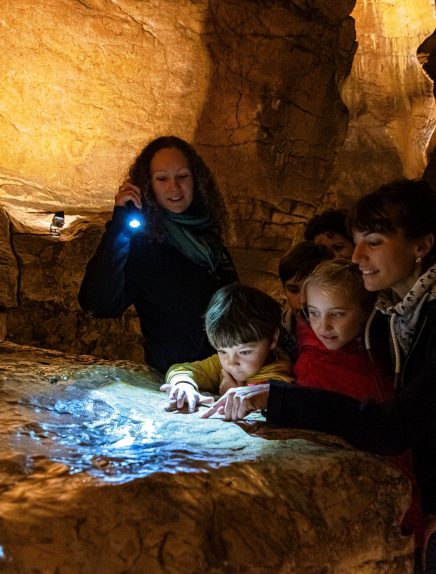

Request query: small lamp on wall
[{"left": 50, "top": 211, "right": 65, "bottom": 237}]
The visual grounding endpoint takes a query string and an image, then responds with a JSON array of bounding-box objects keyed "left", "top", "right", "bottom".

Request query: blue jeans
[{"left": 415, "top": 535, "right": 436, "bottom": 573}]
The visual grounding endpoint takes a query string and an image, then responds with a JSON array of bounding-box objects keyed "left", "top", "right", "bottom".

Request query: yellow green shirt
[{"left": 165, "top": 350, "right": 294, "bottom": 394}]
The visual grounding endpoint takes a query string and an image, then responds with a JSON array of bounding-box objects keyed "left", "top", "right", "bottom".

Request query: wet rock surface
[{"left": 0, "top": 342, "right": 413, "bottom": 573}]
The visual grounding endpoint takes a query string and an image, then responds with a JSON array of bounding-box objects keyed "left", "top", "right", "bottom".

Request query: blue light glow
[{"left": 128, "top": 218, "right": 142, "bottom": 229}]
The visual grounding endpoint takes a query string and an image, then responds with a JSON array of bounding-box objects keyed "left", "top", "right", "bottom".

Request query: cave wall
[
  {"left": 0, "top": 0, "right": 435, "bottom": 360},
  {"left": 331, "top": 0, "right": 436, "bottom": 205}
]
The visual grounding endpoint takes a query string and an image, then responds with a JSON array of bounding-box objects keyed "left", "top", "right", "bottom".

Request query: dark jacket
[
  {"left": 266, "top": 300, "right": 436, "bottom": 515},
  {"left": 78, "top": 207, "right": 238, "bottom": 373}
]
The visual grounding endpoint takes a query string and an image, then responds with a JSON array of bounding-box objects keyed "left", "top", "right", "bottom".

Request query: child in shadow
[{"left": 278, "top": 241, "right": 333, "bottom": 362}]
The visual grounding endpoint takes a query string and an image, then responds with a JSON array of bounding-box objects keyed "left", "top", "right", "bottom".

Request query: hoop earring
[{"left": 416, "top": 256, "right": 422, "bottom": 264}]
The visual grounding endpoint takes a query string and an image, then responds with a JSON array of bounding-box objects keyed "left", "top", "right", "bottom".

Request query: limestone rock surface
[
  {"left": 2, "top": 209, "right": 145, "bottom": 362},
  {"left": 331, "top": 0, "right": 436, "bottom": 205},
  {"left": 0, "top": 208, "right": 17, "bottom": 309},
  {"left": 0, "top": 0, "right": 356, "bottom": 256},
  {"left": 0, "top": 341, "right": 413, "bottom": 574}
]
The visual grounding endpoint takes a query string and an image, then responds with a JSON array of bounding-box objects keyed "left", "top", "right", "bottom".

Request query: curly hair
[{"left": 128, "top": 136, "right": 227, "bottom": 241}]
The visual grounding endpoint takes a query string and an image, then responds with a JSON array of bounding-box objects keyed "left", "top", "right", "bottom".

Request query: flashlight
[{"left": 125, "top": 202, "right": 144, "bottom": 230}]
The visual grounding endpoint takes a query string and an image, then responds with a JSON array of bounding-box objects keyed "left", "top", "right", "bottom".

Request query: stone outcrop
[
  {"left": 1, "top": 206, "right": 145, "bottom": 362},
  {"left": 0, "top": 208, "right": 17, "bottom": 309},
  {"left": 0, "top": 0, "right": 357, "bottom": 296},
  {"left": 0, "top": 341, "right": 414, "bottom": 573},
  {"left": 330, "top": 0, "right": 436, "bottom": 206}
]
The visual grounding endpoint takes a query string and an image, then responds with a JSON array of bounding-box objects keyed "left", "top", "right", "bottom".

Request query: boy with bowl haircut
[{"left": 161, "top": 282, "right": 294, "bottom": 413}]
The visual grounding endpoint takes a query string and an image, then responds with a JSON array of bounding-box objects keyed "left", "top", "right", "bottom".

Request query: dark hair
[
  {"left": 279, "top": 241, "right": 333, "bottom": 284},
  {"left": 304, "top": 209, "right": 353, "bottom": 243},
  {"left": 347, "top": 179, "right": 436, "bottom": 270},
  {"left": 302, "top": 258, "right": 376, "bottom": 317},
  {"left": 128, "top": 136, "right": 226, "bottom": 241},
  {"left": 205, "top": 283, "right": 281, "bottom": 349}
]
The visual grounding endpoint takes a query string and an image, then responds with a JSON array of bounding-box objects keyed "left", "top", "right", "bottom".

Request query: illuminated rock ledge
[{"left": 0, "top": 342, "right": 413, "bottom": 573}]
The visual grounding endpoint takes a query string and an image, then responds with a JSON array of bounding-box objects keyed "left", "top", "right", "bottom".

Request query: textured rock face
[
  {"left": 0, "top": 209, "right": 17, "bottom": 309},
  {"left": 331, "top": 0, "right": 436, "bottom": 205},
  {"left": 0, "top": 0, "right": 356, "bottom": 280},
  {"left": 0, "top": 342, "right": 413, "bottom": 574},
  {"left": 0, "top": 0, "right": 354, "bottom": 221},
  {"left": 0, "top": 0, "right": 435, "bottom": 356},
  {"left": 1, "top": 207, "right": 145, "bottom": 362},
  {"left": 0, "top": 0, "right": 212, "bottom": 212}
]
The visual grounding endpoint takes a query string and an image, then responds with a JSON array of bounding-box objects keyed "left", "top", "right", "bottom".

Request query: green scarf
[{"left": 163, "top": 209, "right": 224, "bottom": 271}]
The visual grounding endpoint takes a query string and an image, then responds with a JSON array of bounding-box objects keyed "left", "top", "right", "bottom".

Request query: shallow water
[{"left": 0, "top": 342, "right": 265, "bottom": 485}]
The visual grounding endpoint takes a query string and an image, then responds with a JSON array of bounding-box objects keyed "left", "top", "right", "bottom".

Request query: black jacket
[
  {"left": 266, "top": 300, "right": 436, "bottom": 514},
  {"left": 78, "top": 207, "right": 238, "bottom": 373}
]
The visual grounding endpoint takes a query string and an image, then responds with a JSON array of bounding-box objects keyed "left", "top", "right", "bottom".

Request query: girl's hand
[{"left": 115, "top": 182, "right": 142, "bottom": 209}]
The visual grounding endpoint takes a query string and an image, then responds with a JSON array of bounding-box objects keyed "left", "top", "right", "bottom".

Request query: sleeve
[
  {"left": 266, "top": 348, "right": 436, "bottom": 456},
  {"left": 265, "top": 382, "right": 407, "bottom": 455},
  {"left": 265, "top": 310, "right": 436, "bottom": 457},
  {"left": 78, "top": 206, "right": 134, "bottom": 317},
  {"left": 221, "top": 247, "right": 239, "bottom": 282},
  {"left": 165, "top": 355, "right": 222, "bottom": 394},
  {"left": 248, "top": 357, "right": 294, "bottom": 385}
]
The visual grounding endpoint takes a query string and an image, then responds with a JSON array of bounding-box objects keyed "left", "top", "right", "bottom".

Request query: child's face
[
  {"left": 217, "top": 334, "right": 278, "bottom": 383},
  {"left": 314, "top": 232, "right": 354, "bottom": 258},
  {"left": 283, "top": 276, "right": 306, "bottom": 313},
  {"left": 306, "top": 284, "right": 366, "bottom": 351}
]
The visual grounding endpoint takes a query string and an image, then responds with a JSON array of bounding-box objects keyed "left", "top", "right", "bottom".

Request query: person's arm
[
  {"left": 79, "top": 182, "right": 143, "bottom": 316},
  {"left": 265, "top": 382, "right": 407, "bottom": 454},
  {"left": 202, "top": 366, "right": 435, "bottom": 456},
  {"left": 164, "top": 355, "right": 222, "bottom": 393},
  {"left": 78, "top": 206, "right": 135, "bottom": 317},
  {"left": 201, "top": 381, "right": 411, "bottom": 455}
]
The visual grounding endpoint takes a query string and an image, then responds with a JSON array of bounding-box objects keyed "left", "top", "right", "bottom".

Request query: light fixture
[{"left": 50, "top": 211, "right": 65, "bottom": 236}]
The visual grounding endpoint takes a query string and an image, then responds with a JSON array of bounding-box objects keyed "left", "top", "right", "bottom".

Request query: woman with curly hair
[{"left": 79, "top": 136, "right": 238, "bottom": 373}]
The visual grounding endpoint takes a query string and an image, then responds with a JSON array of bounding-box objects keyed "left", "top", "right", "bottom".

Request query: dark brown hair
[
  {"left": 305, "top": 209, "right": 353, "bottom": 244},
  {"left": 279, "top": 240, "right": 333, "bottom": 284},
  {"left": 347, "top": 179, "right": 436, "bottom": 270},
  {"left": 205, "top": 283, "right": 281, "bottom": 349}
]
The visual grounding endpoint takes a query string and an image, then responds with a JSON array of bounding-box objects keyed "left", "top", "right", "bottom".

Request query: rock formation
[
  {"left": 331, "top": 0, "right": 436, "bottom": 206},
  {"left": 0, "top": 3, "right": 433, "bottom": 568},
  {"left": 1, "top": 1, "right": 435, "bottom": 342},
  {"left": 0, "top": 341, "right": 414, "bottom": 574},
  {"left": 0, "top": 0, "right": 358, "bottom": 300}
]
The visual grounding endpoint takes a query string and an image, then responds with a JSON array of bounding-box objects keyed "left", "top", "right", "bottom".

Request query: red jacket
[
  {"left": 295, "top": 318, "right": 393, "bottom": 401},
  {"left": 295, "top": 317, "right": 424, "bottom": 546}
]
